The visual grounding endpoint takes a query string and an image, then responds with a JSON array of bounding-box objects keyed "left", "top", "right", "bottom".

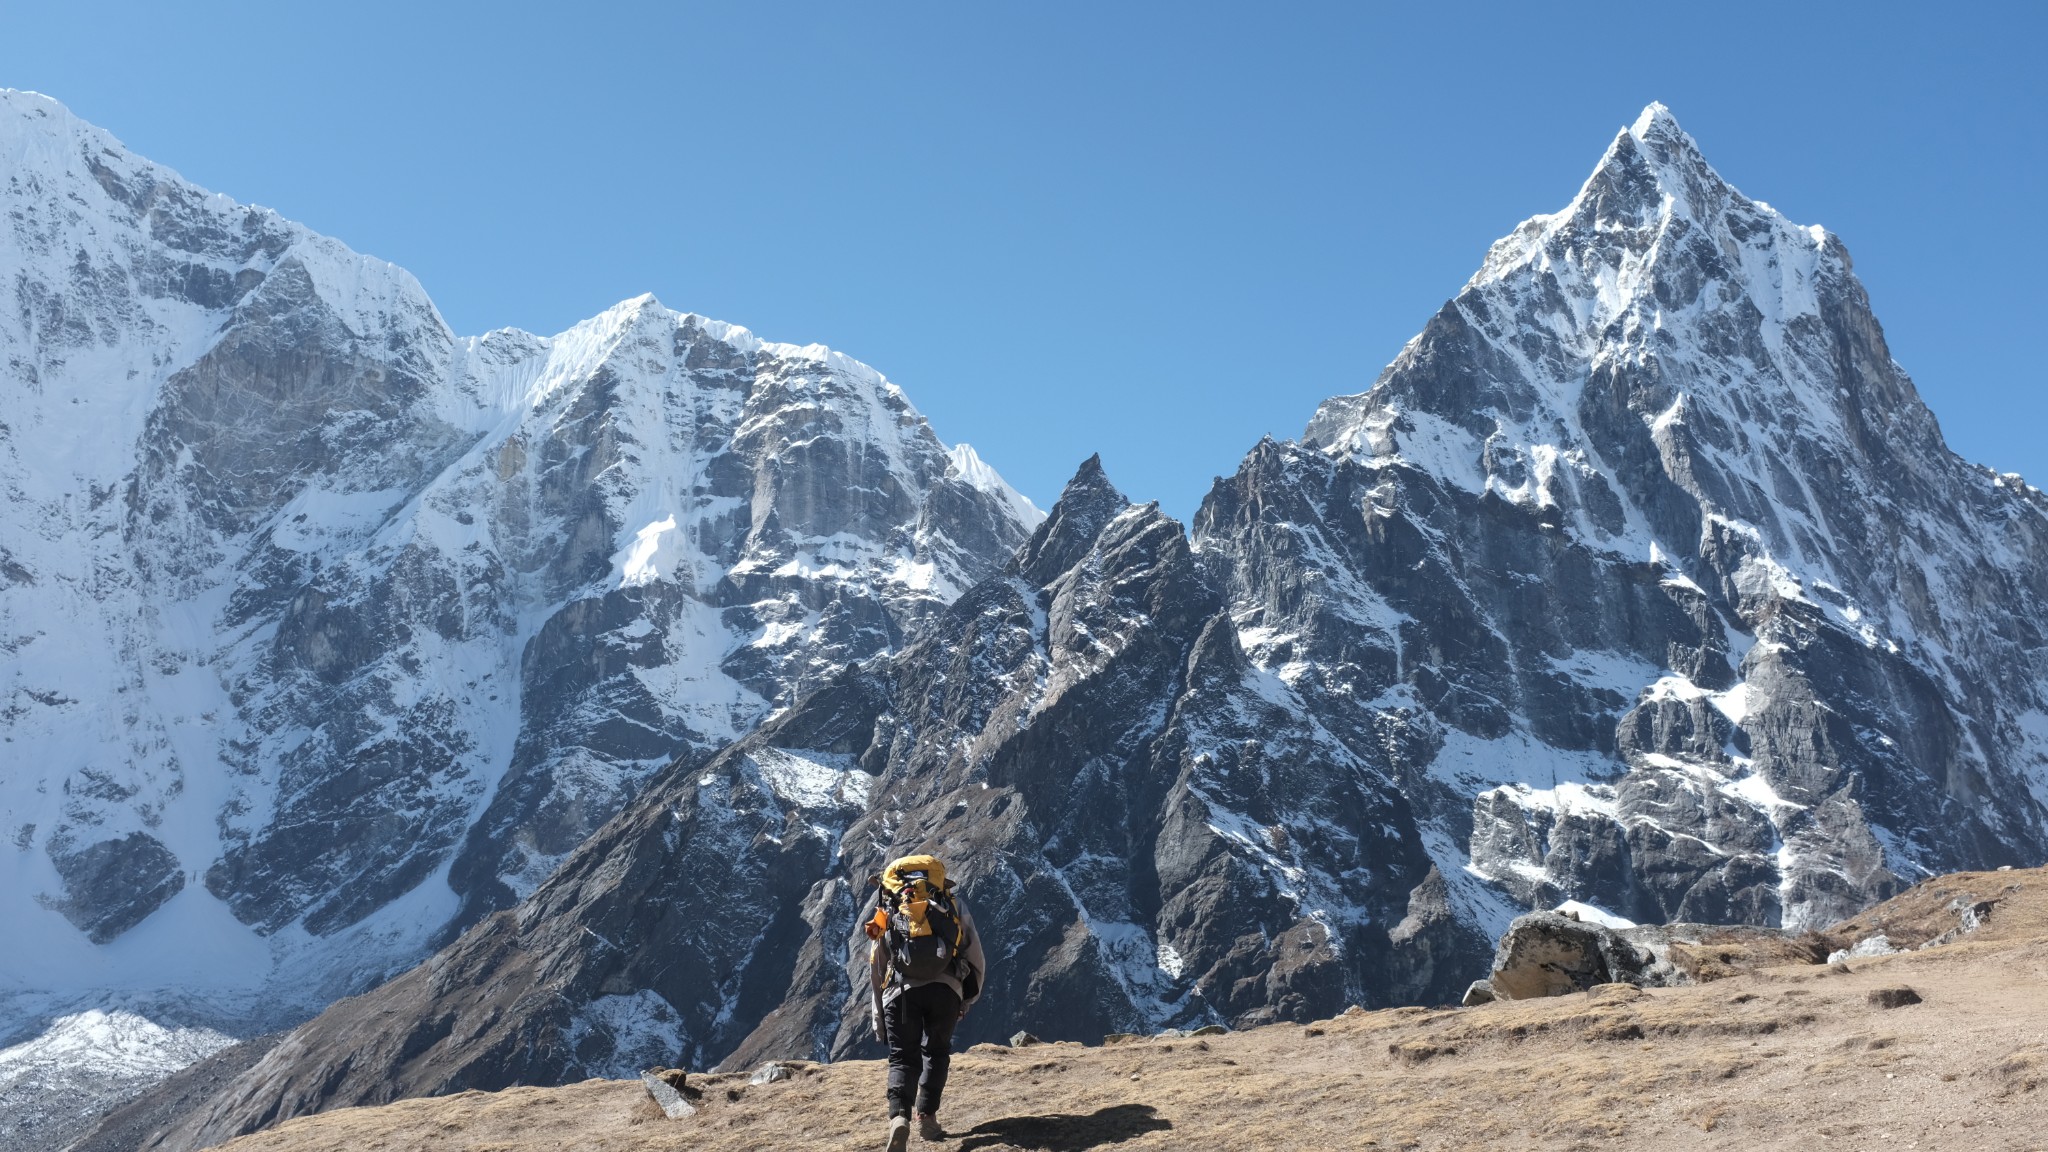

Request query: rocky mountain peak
[
  {"left": 1266, "top": 105, "right": 2048, "bottom": 945},
  {"left": 1017, "top": 453, "right": 1128, "bottom": 584}
]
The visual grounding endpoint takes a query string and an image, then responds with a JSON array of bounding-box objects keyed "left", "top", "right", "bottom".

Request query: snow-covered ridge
[
  {"left": 949, "top": 442, "right": 1047, "bottom": 530},
  {"left": 0, "top": 1009, "right": 234, "bottom": 1152}
]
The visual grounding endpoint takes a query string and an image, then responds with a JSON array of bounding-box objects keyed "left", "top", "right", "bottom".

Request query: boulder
[{"left": 1484, "top": 911, "right": 1657, "bottom": 1000}]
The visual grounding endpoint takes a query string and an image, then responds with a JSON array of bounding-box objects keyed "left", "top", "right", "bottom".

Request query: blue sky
[{"left": 6, "top": 1, "right": 2042, "bottom": 517}]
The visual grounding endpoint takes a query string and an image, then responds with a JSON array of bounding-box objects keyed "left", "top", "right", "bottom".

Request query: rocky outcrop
[{"left": 43, "top": 832, "right": 185, "bottom": 944}]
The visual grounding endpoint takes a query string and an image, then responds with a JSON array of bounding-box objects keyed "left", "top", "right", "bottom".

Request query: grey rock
[
  {"left": 1825, "top": 934, "right": 1898, "bottom": 964},
  {"left": 1460, "top": 980, "right": 1496, "bottom": 1007},
  {"left": 1009, "top": 1032, "right": 1042, "bottom": 1048},
  {"left": 639, "top": 1070, "right": 695, "bottom": 1118}
]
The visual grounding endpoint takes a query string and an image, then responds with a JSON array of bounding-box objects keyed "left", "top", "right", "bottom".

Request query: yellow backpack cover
[{"left": 879, "top": 855, "right": 951, "bottom": 941}]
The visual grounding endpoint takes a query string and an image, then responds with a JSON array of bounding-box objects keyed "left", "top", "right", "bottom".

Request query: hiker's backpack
[{"left": 877, "top": 854, "right": 966, "bottom": 985}]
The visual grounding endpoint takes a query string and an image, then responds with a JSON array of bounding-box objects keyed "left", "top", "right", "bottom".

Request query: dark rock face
[{"left": 44, "top": 832, "right": 185, "bottom": 945}]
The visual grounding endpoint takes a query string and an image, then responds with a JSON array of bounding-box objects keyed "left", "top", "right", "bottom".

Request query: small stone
[
  {"left": 1868, "top": 986, "right": 1922, "bottom": 1009},
  {"left": 1461, "top": 979, "right": 1496, "bottom": 1007},
  {"left": 1009, "top": 1031, "right": 1043, "bottom": 1047},
  {"left": 1189, "top": 1024, "right": 1228, "bottom": 1037},
  {"left": 748, "top": 1062, "right": 793, "bottom": 1085}
]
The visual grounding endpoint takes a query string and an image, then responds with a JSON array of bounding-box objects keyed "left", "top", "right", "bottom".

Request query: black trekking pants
[{"left": 884, "top": 981, "right": 962, "bottom": 1118}]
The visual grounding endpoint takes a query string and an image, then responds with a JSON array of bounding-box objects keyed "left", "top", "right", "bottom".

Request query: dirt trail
[{"left": 213, "top": 870, "right": 2048, "bottom": 1151}]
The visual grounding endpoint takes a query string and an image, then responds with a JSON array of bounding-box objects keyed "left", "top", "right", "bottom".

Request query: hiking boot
[
  {"left": 917, "top": 1111, "right": 945, "bottom": 1141},
  {"left": 885, "top": 1115, "right": 911, "bottom": 1152}
]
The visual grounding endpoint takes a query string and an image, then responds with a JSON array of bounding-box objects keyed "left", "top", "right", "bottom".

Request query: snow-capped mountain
[
  {"left": 0, "top": 87, "right": 1040, "bottom": 1142},
  {"left": 128, "top": 103, "right": 2048, "bottom": 1150},
  {"left": 1260, "top": 102, "right": 2048, "bottom": 931}
]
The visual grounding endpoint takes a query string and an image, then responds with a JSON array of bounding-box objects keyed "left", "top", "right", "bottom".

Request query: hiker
[{"left": 865, "top": 853, "right": 988, "bottom": 1150}]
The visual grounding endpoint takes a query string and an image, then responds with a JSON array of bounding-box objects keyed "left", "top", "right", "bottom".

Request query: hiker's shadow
[{"left": 955, "top": 1103, "right": 1172, "bottom": 1151}]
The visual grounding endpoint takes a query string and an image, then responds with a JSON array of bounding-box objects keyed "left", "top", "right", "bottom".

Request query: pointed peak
[
  {"left": 1052, "top": 454, "right": 1123, "bottom": 514},
  {"left": 1630, "top": 101, "right": 1681, "bottom": 141},
  {"left": 1535, "top": 101, "right": 1734, "bottom": 241},
  {"left": 1016, "top": 455, "right": 1130, "bottom": 584},
  {"left": 947, "top": 443, "right": 1046, "bottom": 530},
  {"left": 1623, "top": 101, "right": 1713, "bottom": 180},
  {"left": 1070, "top": 452, "right": 1110, "bottom": 485}
]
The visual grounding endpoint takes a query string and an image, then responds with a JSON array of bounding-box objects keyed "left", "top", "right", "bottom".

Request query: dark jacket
[{"left": 868, "top": 893, "right": 988, "bottom": 1039}]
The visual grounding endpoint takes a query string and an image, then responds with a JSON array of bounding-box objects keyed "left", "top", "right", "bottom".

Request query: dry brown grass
[{"left": 215, "top": 869, "right": 2048, "bottom": 1152}]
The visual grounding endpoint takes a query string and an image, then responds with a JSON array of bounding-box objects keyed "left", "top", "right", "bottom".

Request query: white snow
[
  {"left": 743, "top": 748, "right": 872, "bottom": 812},
  {"left": 1554, "top": 900, "right": 1636, "bottom": 930},
  {"left": 564, "top": 991, "right": 687, "bottom": 1079},
  {"left": 949, "top": 443, "right": 1046, "bottom": 530},
  {"left": 1722, "top": 772, "right": 1804, "bottom": 815},
  {"left": 0, "top": 1009, "right": 231, "bottom": 1084},
  {"left": 0, "top": 1008, "right": 236, "bottom": 1148},
  {"left": 618, "top": 515, "right": 680, "bottom": 588}
]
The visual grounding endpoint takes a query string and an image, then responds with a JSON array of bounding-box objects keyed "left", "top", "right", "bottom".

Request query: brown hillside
[{"left": 213, "top": 869, "right": 2048, "bottom": 1152}]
